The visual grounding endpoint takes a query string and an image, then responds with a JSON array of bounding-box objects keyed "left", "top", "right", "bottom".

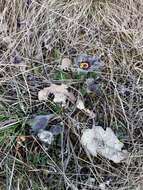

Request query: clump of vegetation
[{"left": 0, "top": 0, "right": 143, "bottom": 189}]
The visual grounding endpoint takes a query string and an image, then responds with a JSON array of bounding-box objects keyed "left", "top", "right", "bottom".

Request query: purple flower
[{"left": 75, "top": 54, "right": 104, "bottom": 72}]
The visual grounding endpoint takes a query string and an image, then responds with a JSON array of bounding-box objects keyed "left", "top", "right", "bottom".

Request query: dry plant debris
[
  {"left": 76, "top": 99, "right": 96, "bottom": 118},
  {"left": 76, "top": 99, "right": 85, "bottom": 110},
  {"left": 38, "top": 84, "right": 75, "bottom": 106},
  {"left": 99, "top": 180, "right": 110, "bottom": 190},
  {"left": 81, "top": 126, "right": 128, "bottom": 163}
]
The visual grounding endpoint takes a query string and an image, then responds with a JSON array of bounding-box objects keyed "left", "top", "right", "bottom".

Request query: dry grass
[{"left": 0, "top": 0, "right": 143, "bottom": 189}]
